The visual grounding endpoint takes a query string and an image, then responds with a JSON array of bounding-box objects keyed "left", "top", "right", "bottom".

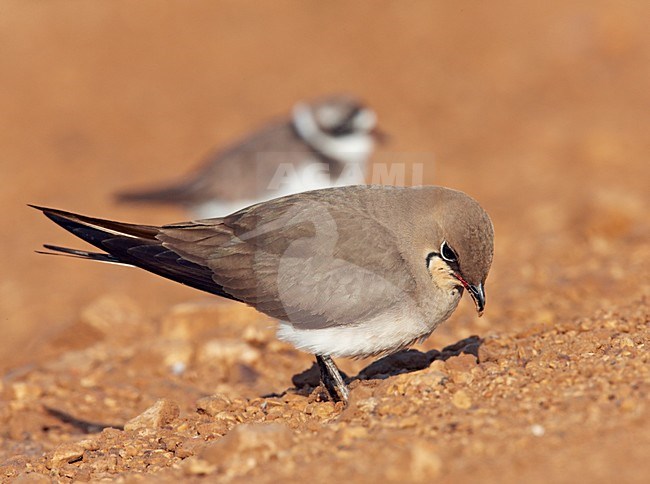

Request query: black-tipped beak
[{"left": 468, "top": 283, "right": 486, "bottom": 317}]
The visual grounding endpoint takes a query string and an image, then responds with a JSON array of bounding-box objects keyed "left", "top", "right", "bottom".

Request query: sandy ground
[{"left": 1, "top": 1, "right": 649, "bottom": 482}]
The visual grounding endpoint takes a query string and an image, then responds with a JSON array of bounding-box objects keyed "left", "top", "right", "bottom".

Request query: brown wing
[
  {"left": 36, "top": 188, "right": 419, "bottom": 328},
  {"left": 158, "top": 189, "right": 417, "bottom": 327}
]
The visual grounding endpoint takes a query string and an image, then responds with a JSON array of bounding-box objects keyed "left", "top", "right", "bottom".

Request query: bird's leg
[{"left": 316, "top": 354, "right": 349, "bottom": 404}]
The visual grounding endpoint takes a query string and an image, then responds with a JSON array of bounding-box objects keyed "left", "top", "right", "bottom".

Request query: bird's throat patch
[{"left": 427, "top": 256, "right": 460, "bottom": 292}]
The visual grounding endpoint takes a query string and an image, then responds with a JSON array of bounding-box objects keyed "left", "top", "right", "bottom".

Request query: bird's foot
[{"left": 316, "top": 354, "right": 350, "bottom": 404}]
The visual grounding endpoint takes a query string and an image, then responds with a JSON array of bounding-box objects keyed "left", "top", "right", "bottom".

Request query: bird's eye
[
  {"left": 330, "top": 107, "right": 361, "bottom": 136},
  {"left": 331, "top": 122, "right": 354, "bottom": 136},
  {"left": 440, "top": 241, "right": 458, "bottom": 263}
]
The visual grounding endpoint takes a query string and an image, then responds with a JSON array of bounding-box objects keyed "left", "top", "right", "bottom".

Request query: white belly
[{"left": 276, "top": 307, "right": 438, "bottom": 359}]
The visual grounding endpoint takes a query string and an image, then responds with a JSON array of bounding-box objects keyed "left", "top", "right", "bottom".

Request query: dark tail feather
[
  {"left": 31, "top": 205, "right": 237, "bottom": 301},
  {"left": 30, "top": 204, "right": 164, "bottom": 266},
  {"left": 29, "top": 205, "right": 160, "bottom": 241},
  {"left": 37, "top": 244, "right": 126, "bottom": 265}
]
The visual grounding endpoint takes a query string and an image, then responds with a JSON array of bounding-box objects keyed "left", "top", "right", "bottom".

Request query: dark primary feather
[
  {"left": 38, "top": 244, "right": 122, "bottom": 264},
  {"left": 30, "top": 205, "right": 237, "bottom": 301}
]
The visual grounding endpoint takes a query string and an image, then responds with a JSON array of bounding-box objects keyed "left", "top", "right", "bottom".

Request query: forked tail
[{"left": 31, "top": 205, "right": 234, "bottom": 299}]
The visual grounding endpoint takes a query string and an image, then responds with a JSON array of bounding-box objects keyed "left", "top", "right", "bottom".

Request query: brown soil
[{"left": 1, "top": 1, "right": 649, "bottom": 482}]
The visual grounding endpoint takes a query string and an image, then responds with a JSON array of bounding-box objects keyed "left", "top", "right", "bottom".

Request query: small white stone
[
  {"left": 531, "top": 424, "right": 545, "bottom": 437},
  {"left": 170, "top": 361, "right": 187, "bottom": 375}
]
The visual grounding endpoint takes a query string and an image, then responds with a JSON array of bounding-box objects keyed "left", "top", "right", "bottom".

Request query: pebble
[
  {"left": 12, "top": 382, "right": 42, "bottom": 402},
  {"left": 412, "top": 370, "right": 448, "bottom": 389},
  {"left": 451, "top": 390, "right": 473, "bottom": 410},
  {"left": 196, "top": 394, "right": 233, "bottom": 416},
  {"left": 161, "top": 302, "right": 263, "bottom": 341},
  {"left": 530, "top": 424, "right": 545, "bottom": 437},
  {"left": 356, "top": 397, "right": 379, "bottom": 413},
  {"left": 200, "top": 422, "right": 293, "bottom": 466},
  {"left": 175, "top": 437, "right": 207, "bottom": 459},
  {"left": 338, "top": 426, "right": 369, "bottom": 446},
  {"left": 428, "top": 359, "right": 447, "bottom": 373},
  {"left": 242, "top": 325, "right": 273, "bottom": 345},
  {"left": 124, "top": 399, "right": 180, "bottom": 431},
  {"left": 197, "top": 339, "right": 261, "bottom": 366},
  {"left": 169, "top": 361, "right": 187, "bottom": 375},
  {"left": 305, "top": 402, "right": 337, "bottom": 418},
  {"left": 182, "top": 457, "right": 217, "bottom": 476},
  {"left": 445, "top": 353, "right": 478, "bottom": 373},
  {"left": 197, "top": 421, "right": 229, "bottom": 437},
  {"left": 80, "top": 295, "right": 143, "bottom": 335},
  {"left": 50, "top": 443, "right": 85, "bottom": 468},
  {"left": 477, "top": 340, "right": 507, "bottom": 363}
]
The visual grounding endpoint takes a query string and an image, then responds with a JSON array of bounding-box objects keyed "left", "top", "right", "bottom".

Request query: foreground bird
[
  {"left": 33, "top": 185, "right": 494, "bottom": 403},
  {"left": 116, "top": 95, "right": 383, "bottom": 218}
]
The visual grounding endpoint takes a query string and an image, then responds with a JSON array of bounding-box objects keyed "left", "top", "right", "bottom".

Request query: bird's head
[
  {"left": 293, "top": 95, "right": 387, "bottom": 148},
  {"left": 422, "top": 189, "right": 494, "bottom": 316}
]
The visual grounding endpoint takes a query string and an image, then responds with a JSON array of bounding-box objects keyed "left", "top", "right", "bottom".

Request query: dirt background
[{"left": 1, "top": 0, "right": 649, "bottom": 482}]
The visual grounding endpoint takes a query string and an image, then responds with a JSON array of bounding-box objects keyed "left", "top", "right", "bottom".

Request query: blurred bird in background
[{"left": 116, "top": 94, "right": 385, "bottom": 218}]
